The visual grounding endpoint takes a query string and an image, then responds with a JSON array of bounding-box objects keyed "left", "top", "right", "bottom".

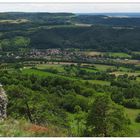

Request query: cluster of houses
[
  {"left": 0, "top": 48, "right": 82, "bottom": 62},
  {"left": 22, "top": 49, "right": 83, "bottom": 61}
]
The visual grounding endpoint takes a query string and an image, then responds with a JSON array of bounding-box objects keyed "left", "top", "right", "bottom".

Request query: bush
[
  {"left": 123, "top": 99, "right": 140, "bottom": 109},
  {"left": 135, "top": 113, "right": 140, "bottom": 123}
]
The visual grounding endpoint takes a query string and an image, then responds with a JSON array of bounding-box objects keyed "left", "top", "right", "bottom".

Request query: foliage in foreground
[
  {"left": 0, "top": 118, "right": 68, "bottom": 137},
  {"left": 0, "top": 70, "right": 139, "bottom": 136},
  {"left": 86, "top": 95, "right": 131, "bottom": 137}
]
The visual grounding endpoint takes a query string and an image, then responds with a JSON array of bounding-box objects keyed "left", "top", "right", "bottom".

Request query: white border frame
[{"left": 0, "top": 0, "right": 140, "bottom": 3}]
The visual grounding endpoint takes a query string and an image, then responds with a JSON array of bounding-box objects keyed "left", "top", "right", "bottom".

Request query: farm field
[
  {"left": 105, "top": 52, "right": 131, "bottom": 58},
  {"left": 36, "top": 64, "right": 65, "bottom": 72},
  {"left": 22, "top": 68, "right": 77, "bottom": 81},
  {"left": 111, "top": 71, "right": 140, "bottom": 76},
  {"left": 83, "top": 51, "right": 132, "bottom": 59},
  {"left": 93, "top": 64, "right": 116, "bottom": 71},
  {"left": 82, "top": 51, "right": 103, "bottom": 57}
]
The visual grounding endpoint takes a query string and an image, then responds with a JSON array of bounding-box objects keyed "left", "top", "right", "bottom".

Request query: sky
[{"left": 0, "top": 3, "right": 140, "bottom": 13}]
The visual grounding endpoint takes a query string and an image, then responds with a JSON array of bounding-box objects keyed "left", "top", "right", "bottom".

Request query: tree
[
  {"left": 67, "top": 106, "right": 86, "bottom": 136},
  {"left": 86, "top": 94, "right": 130, "bottom": 137},
  {"left": 7, "top": 85, "right": 33, "bottom": 122}
]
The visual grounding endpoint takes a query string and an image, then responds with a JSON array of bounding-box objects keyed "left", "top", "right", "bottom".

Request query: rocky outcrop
[{"left": 0, "top": 84, "right": 8, "bottom": 120}]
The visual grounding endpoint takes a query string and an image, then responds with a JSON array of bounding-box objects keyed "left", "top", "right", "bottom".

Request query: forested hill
[
  {"left": 73, "top": 14, "right": 140, "bottom": 26},
  {"left": 0, "top": 12, "right": 75, "bottom": 20},
  {"left": 0, "top": 12, "right": 140, "bottom": 52},
  {"left": 28, "top": 26, "right": 140, "bottom": 52}
]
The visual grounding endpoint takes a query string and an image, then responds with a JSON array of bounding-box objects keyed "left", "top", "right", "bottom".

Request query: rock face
[{"left": 0, "top": 84, "right": 8, "bottom": 120}]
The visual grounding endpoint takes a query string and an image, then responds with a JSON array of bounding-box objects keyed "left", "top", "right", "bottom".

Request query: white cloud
[{"left": 0, "top": 3, "right": 140, "bottom": 13}]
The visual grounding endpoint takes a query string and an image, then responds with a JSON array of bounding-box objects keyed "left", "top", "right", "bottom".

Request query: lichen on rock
[{"left": 0, "top": 84, "right": 8, "bottom": 120}]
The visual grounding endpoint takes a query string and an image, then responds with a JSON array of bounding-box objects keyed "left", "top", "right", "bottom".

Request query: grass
[
  {"left": 36, "top": 64, "right": 65, "bottom": 72},
  {"left": 22, "top": 68, "right": 76, "bottom": 81},
  {"left": 81, "top": 67, "right": 97, "bottom": 73},
  {"left": 22, "top": 68, "right": 56, "bottom": 77},
  {"left": 136, "top": 77, "right": 140, "bottom": 82},
  {"left": 118, "top": 67, "right": 132, "bottom": 72},
  {"left": 124, "top": 108, "right": 140, "bottom": 137},
  {"left": 0, "top": 118, "right": 33, "bottom": 136},
  {"left": 0, "top": 118, "right": 67, "bottom": 137},
  {"left": 85, "top": 80, "right": 110, "bottom": 86},
  {"left": 94, "top": 64, "right": 115, "bottom": 71},
  {"left": 105, "top": 52, "right": 131, "bottom": 58}
]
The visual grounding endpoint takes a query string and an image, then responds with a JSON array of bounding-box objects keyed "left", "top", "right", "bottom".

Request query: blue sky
[{"left": 0, "top": 3, "right": 139, "bottom": 13}]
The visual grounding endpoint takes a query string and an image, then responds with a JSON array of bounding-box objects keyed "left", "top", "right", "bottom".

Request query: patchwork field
[{"left": 22, "top": 63, "right": 113, "bottom": 85}]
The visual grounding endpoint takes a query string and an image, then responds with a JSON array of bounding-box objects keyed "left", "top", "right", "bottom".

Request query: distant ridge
[{"left": 77, "top": 13, "right": 140, "bottom": 18}]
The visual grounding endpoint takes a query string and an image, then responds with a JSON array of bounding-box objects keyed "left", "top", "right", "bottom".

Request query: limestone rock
[{"left": 0, "top": 84, "right": 8, "bottom": 120}]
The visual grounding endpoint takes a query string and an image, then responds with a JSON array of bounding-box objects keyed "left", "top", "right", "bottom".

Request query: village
[{"left": 0, "top": 48, "right": 133, "bottom": 64}]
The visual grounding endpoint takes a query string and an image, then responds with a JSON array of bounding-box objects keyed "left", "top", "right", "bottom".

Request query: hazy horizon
[{"left": 1, "top": 12, "right": 140, "bottom": 18}]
